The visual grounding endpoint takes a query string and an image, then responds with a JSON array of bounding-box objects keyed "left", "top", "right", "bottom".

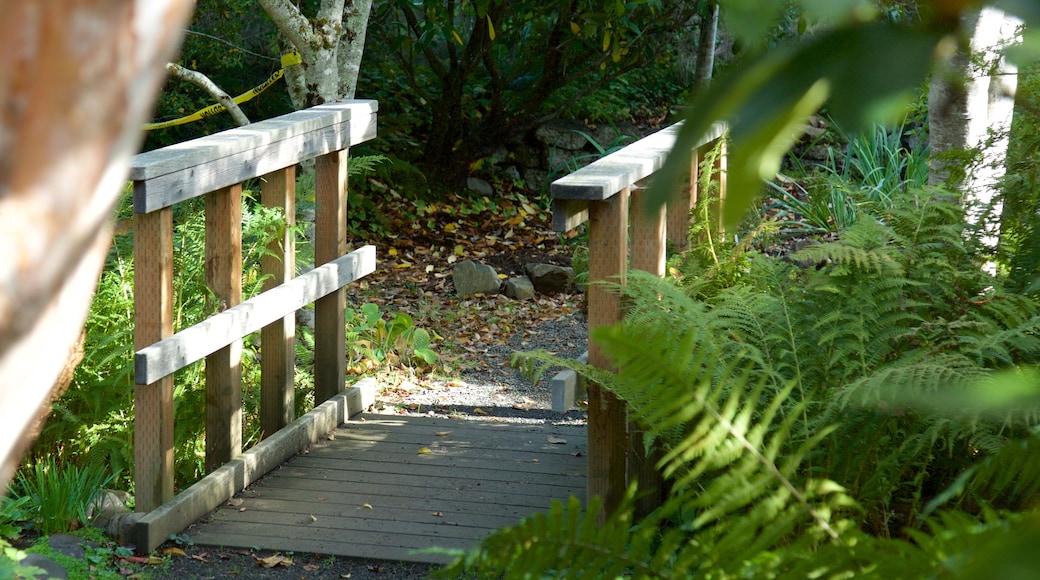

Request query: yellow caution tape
[{"left": 145, "top": 52, "right": 303, "bottom": 130}]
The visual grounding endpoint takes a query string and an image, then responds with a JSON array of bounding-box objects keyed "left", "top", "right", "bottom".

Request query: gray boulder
[
  {"left": 535, "top": 119, "right": 590, "bottom": 151},
  {"left": 453, "top": 260, "right": 501, "bottom": 296},
  {"left": 525, "top": 263, "right": 575, "bottom": 295},
  {"left": 503, "top": 276, "right": 536, "bottom": 300}
]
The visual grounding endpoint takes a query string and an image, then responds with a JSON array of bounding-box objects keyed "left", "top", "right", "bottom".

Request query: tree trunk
[
  {"left": 258, "top": 0, "right": 372, "bottom": 107},
  {"left": 929, "top": 7, "right": 1021, "bottom": 252},
  {"left": 694, "top": 2, "right": 720, "bottom": 93},
  {"left": 0, "top": 0, "right": 193, "bottom": 491}
]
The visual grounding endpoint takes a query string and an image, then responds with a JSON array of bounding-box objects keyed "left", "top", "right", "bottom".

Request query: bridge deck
[{"left": 183, "top": 414, "right": 587, "bottom": 564}]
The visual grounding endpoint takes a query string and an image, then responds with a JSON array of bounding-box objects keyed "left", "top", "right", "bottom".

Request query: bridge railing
[
  {"left": 550, "top": 120, "right": 727, "bottom": 518},
  {"left": 128, "top": 101, "right": 378, "bottom": 550}
]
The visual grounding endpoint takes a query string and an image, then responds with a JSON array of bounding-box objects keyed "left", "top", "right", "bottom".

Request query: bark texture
[
  {"left": 258, "top": 0, "right": 371, "bottom": 107},
  {"left": 0, "top": 0, "right": 193, "bottom": 490}
]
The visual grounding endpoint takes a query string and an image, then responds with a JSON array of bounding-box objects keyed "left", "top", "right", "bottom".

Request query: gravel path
[
  {"left": 152, "top": 312, "right": 588, "bottom": 579},
  {"left": 376, "top": 311, "right": 588, "bottom": 424}
]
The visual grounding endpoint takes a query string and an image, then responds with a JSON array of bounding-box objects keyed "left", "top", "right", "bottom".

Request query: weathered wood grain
[
  {"left": 135, "top": 246, "right": 376, "bottom": 385},
  {"left": 314, "top": 150, "right": 349, "bottom": 403},
  {"left": 550, "top": 121, "right": 725, "bottom": 202},
  {"left": 185, "top": 415, "right": 588, "bottom": 564},
  {"left": 260, "top": 167, "right": 297, "bottom": 437},
  {"left": 133, "top": 208, "right": 176, "bottom": 512},
  {"left": 131, "top": 101, "right": 377, "bottom": 213},
  {"left": 205, "top": 184, "right": 244, "bottom": 472}
]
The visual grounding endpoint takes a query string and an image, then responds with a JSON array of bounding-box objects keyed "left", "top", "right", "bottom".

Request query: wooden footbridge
[{"left": 127, "top": 100, "right": 726, "bottom": 563}]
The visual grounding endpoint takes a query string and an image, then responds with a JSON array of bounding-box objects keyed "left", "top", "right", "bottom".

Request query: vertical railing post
[
  {"left": 260, "top": 167, "right": 297, "bottom": 437},
  {"left": 628, "top": 184, "right": 667, "bottom": 518},
  {"left": 586, "top": 188, "right": 630, "bottom": 518},
  {"left": 134, "top": 207, "right": 175, "bottom": 512},
  {"left": 715, "top": 139, "right": 728, "bottom": 237},
  {"left": 667, "top": 147, "right": 700, "bottom": 253},
  {"left": 314, "top": 149, "right": 348, "bottom": 404},
  {"left": 204, "top": 184, "right": 243, "bottom": 472}
]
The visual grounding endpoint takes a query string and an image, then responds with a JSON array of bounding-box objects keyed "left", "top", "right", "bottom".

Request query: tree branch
[{"left": 165, "top": 63, "right": 251, "bottom": 126}]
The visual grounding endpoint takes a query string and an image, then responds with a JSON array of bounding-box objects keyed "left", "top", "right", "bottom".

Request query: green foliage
[
  {"left": 471, "top": 186, "right": 1040, "bottom": 575},
  {"left": 14, "top": 457, "right": 117, "bottom": 535},
  {"left": 346, "top": 303, "right": 437, "bottom": 372},
  {"left": 0, "top": 496, "right": 29, "bottom": 541},
  {"left": 363, "top": 0, "right": 696, "bottom": 184},
  {"left": 0, "top": 539, "right": 44, "bottom": 580}
]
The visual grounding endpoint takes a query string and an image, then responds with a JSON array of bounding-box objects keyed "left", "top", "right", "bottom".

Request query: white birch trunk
[
  {"left": 0, "top": 0, "right": 193, "bottom": 490},
  {"left": 258, "top": 0, "right": 369, "bottom": 108}
]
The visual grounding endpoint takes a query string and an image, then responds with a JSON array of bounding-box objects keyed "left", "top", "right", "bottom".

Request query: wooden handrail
[
  {"left": 130, "top": 101, "right": 378, "bottom": 525},
  {"left": 550, "top": 120, "right": 727, "bottom": 519}
]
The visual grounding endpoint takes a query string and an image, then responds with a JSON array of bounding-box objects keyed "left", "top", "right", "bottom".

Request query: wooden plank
[
  {"left": 289, "top": 454, "right": 584, "bottom": 482},
  {"left": 667, "top": 147, "right": 699, "bottom": 252},
  {"left": 205, "top": 185, "right": 244, "bottom": 472},
  {"left": 190, "top": 522, "right": 468, "bottom": 564},
  {"left": 184, "top": 415, "right": 587, "bottom": 564},
  {"left": 551, "top": 121, "right": 726, "bottom": 202},
  {"left": 551, "top": 199, "right": 589, "bottom": 232},
  {"left": 252, "top": 473, "right": 581, "bottom": 509},
  {"left": 237, "top": 484, "right": 561, "bottom": 525},
  {"left": 586, "top": 190, "right": 629, "bottom": 519},
  {"left": 133, "top": 208, "right": 175, "bottom": 512},
  {"left": 130, "top": 101, "right": 377, "bottom": 213},
  {"left": 314, "top": 150, "right": 348, "bottom": 403},
  {"left": 135, "top": 246, "right": 376, "bottom": 384},
  {"left": 222, "top": 494, "right": 527, "bottom": 530},
  {"left": 206, "top": 508, "right": 493, "bottom": 542},
  {"left": 134, "top": 383, "right": 374, "bottom": 553},
  {"left": 629, "top": 186, "right": 666, "bottom": 518},
  {"left": 260, "top": 167, "right": 296, "bottom": 437}
]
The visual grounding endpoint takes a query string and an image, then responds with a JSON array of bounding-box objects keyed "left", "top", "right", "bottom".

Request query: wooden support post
[
  {"left": 629, "top": 186, "right": 667, "bottom": 518},
  {"left": 260, "top": 167, "right": 297, "bottom": 438},
  {"left": 666, "top": 148, "right": 699, "bottom": 253},
  {"left": 715, "top": 139, "right": 728, "bottom": 237},
  {"left": 134, "top": 207, "right": 175, "bottom": 512},
  {"left": 314, "top": 150, "right": 348, "bottom": 404},
  {"left": 204, "top": 184, "right": 243, "bottom": 472},
  {"left": 586, "top": 188, "right": 629, "bottom": 519}
]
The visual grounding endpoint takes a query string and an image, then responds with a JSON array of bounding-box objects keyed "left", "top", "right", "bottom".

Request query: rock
[
  {"left": 452, "top": 260, "right": 501, "bottom": 296},
  {"left": 466, "top": 177, "right": 493, "bottom": 197},
  {"left": 523, "top": 168, "right": 549, "bottom": 192},
  {"left": 503, "top": 276, "right": 536, "bottom": 300},
  {"left": 19, "top": 553, "right": 67, "bottom": 579},
  {"left": 525, "top": 263, "right": 575, "bottom": 295},
  {"left": 47, "top": 535, "right": 92, "bottom": 560},
  {"left": 535, "top": 119, "right": 590, "bottom": 151},
  {"left": 89, "top": 489, "right": 132, "bottom": 529}
]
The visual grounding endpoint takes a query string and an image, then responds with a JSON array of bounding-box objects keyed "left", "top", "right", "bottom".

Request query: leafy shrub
[{"left": 346, "top": 303, "right": 437, "bottom": 373}]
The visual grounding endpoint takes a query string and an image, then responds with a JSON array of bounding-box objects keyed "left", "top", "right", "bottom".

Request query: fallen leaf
[
  {"left": 162, "top": 547, "right": 186, "bottom": 557},
  {"left": 146, "top": 556, "right": 163, "bottom": 565},
  {"left": 310, "top": 514, "right": 318, "bottom": 522},
  {"left": 304, "top": 563, "right": 321, "bottom": 571},
  {"left": 547, "top": 435, "right": 568, "bottom": 444},
  {"left": 227, "top": 498, "right": 244, "bottom": 507},
  {"left": 434, "top": 431, "right": 452, "bottom": 437},
  {"left": 362, "top": 503, "right": 374, "bottom": 510},
  {"left": 431, "top": 511, "right": 444, "bottom": 517},
  {"left": 473, "top": 408, "right": 488, "bottom": 415},
  {"left": 524, "top": 458, "right": 540, "bottom": 463},
  {"left": 255, "top": 554, "right": 293, "bottom": 568},
  {"left": 417, "top": 447, "right": 432, "bottom": 454}
]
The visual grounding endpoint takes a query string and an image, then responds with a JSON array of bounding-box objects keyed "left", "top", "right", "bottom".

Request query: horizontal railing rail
[
  {"left": 550, "top": 120, "right": 727, "bottom": 518},
  {"left": 130, "top": 100, "right": 377, "bottom": 551}
]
